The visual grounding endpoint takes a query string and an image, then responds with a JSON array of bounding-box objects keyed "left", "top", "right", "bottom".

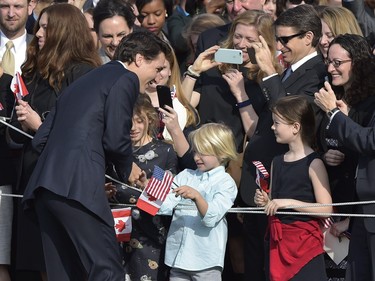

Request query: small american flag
[
  {"left": 252, "top": 161, "right": 269, "bottom": 193},
  {"left": 145, "top": 166, "right": 173, "bottom": 201},
  {"left": 320, "top": 217, "right": 335, "bottom": 229}
]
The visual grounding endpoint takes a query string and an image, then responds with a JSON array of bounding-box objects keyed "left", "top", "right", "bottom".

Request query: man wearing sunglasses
[{"left": 255, "top": 4, "right": 326, "bottom": 110}]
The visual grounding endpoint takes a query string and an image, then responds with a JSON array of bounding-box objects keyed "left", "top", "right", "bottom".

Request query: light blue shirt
[{"left": 158, "top": 165, "right": 237, "bottom": 271}]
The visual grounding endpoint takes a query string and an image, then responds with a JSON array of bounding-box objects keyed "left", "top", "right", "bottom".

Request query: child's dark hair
[
  {"left": 271, "top": 96, "right": 316, "bottom": 147},
  {"left": 133, "top": 94, "right": 159, "bottom": 137}
]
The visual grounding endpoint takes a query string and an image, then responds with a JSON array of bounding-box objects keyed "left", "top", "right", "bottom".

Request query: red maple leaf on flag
[{"left": 115, "top": 220, "right": 126, "bottom": 232}]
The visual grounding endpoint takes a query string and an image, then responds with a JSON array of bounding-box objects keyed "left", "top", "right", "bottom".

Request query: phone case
[
  {"left": 156, "top": 85, "right": 173, "bottom": 109},
  {"left": 214, "top": 49, "right": 243, "bottom": 64}
]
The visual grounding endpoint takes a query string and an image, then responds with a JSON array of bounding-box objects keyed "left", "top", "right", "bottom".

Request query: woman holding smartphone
[{"left": 144, "top": 44, "right": 199, "bottom": 170}]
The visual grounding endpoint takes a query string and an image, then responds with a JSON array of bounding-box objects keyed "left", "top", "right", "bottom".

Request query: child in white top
[{"left": 158, "top": 123, "right": 238, "bottom": 280}]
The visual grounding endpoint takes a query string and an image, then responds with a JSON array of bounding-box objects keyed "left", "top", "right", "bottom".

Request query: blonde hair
[
  {"left": 165, "top": 44, "right": 199, "bottom": 127},
  {"left": 319, "top": 6, "right": 363, "bottom": 37},
  {"left": 219, "top": 10, "right": 281, "bottom": 83},
  {"left": 189, "top": 123, "right": 238, "bottom": 165}
]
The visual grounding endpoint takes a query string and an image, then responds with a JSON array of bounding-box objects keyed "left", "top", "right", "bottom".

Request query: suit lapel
[{"left": 282, "top": 55, "right": 324, "bottom": 88}]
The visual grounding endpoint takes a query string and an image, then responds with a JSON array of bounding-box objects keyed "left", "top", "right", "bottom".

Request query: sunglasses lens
[{"left": 276, "top": 37, "right": 288, "bottom": 45}]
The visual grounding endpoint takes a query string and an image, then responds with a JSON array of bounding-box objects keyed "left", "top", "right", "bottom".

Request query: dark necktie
[{"left": 282, "top": 67, "right": 292, "bottom": 82}]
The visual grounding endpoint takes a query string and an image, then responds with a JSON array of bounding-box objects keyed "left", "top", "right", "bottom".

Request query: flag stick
[{"left": 0, "top": 117, "right": 33, "bottom": 139}]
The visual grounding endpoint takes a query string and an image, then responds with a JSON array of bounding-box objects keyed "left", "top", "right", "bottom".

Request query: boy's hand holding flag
[{"left": 137, "top": 165, "right": 175, "bottom": 216}]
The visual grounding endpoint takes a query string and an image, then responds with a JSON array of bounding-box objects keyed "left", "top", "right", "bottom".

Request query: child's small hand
[
  {"left": 330, "top": 218, "right": 350, "bottom": 237},
  {"left": 173, "top": 185, "right": 200, "bottom": 200},
  {"left": 254, "top": 189, "right": 269, "bottom": 207},
  {"left": 264, "top": 199, "right": 290, "bottom": 216},
  {"left": 104, "top": 182, "right": 117, "bottom": 199}
]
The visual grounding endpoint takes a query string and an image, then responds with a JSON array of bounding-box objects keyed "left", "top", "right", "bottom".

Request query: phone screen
[{"left": 156, "top": 85, "right": 173, "bottom": 109}]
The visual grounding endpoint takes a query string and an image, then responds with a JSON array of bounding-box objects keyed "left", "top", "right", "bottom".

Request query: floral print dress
[{"left": 116, "top": 139, "right": 177, "bottom": 281}]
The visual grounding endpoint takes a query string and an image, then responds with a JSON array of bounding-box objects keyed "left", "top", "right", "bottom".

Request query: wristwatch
[{"left": 327, "top": 107, "right": 339, "bottom": 118}]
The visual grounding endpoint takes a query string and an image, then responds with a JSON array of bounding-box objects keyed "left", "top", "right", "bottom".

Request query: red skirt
[{"left": 269, "top": 216, "right": 324, "bottom": 281}]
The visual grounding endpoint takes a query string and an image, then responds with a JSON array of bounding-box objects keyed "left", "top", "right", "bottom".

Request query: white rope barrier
[
  {"left": 2, "top": 117, "right": 375, "bottom": 217},
  {"left": 2, "top": 191, "right": 375, "bottom": 217}
]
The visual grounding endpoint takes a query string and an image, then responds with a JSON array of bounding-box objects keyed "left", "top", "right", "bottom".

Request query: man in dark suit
[
  {"left": 21, "top": 31, "right": 169, "bottom": 281},
  {"left": 239, "top": 5, "right": 327, "bottom": 280},
  {"left": 315, "top": 81, "right": 375, "bottom": 281}
]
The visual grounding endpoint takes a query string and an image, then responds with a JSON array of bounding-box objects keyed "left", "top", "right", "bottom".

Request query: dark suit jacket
[
  {"left": 26, "top": 15, "right": 36, "bottom": 35},
  {"left": 22, "top": 61, "right": 139, "bottom": 226},
  {"left": 327, "top": 111, "right": 375, "bottom": 232},
  {"left": 261, "top": 54, "right": 327, "bottom": 129},
  {"left": 9, "top": 64, "right": 95, "bottom": 194}
]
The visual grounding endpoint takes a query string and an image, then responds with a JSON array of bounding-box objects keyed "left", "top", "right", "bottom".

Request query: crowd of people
[{"left": 0, "top": 0, "right": 374, "bottom": 280}]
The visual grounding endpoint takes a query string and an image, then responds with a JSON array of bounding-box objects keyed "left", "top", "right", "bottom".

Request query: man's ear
[
  {"left": 134, "top": 53, "right": 144, "bottom": 67},
  {"left": 28, "top": 0, "right": 36, "bottom": 16},
  {"left": 304, "top": 31, "right": 314, "bottom": 46}
]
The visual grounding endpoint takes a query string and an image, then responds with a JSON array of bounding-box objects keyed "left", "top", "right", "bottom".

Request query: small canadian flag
[
  {"left": 112, "top": 208, "right": 132, "bottom": 242},
  {"left": 10, "top": 72, "right": 29, "bottom": 100}
]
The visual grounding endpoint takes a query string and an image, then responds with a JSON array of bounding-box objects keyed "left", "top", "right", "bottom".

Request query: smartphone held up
[
  {"left": 156, "top": 85, "right": 173, "bottom": 109},
  {"left": 214, "top": 48, "right": 243, "bottom": 64}
]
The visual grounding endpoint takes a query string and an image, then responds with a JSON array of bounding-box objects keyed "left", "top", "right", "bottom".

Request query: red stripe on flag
[
  {"left": 252, "top": 161, "right": 269, "bottom": 177},
  {"left": 145, "top": 166, "right": 173, "bottom": 201}
]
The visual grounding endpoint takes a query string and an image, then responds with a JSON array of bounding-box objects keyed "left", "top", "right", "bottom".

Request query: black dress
[
  {"left": 267, "top": 152, "right": 327, "bottom": 281},
  {"left": 115, "top": 139, "right": 177, "bottom": 281}
]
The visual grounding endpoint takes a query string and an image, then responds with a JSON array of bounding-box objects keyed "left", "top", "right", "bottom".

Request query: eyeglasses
[
  {"left": 226, "top": 0, "right": 248, "bottom": 4},
  {"left": 275, "top": 31, "right": 306, "bottom": 46},
  {"left": 325, "top": 59, "right": 352, "bottom": 68}
]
